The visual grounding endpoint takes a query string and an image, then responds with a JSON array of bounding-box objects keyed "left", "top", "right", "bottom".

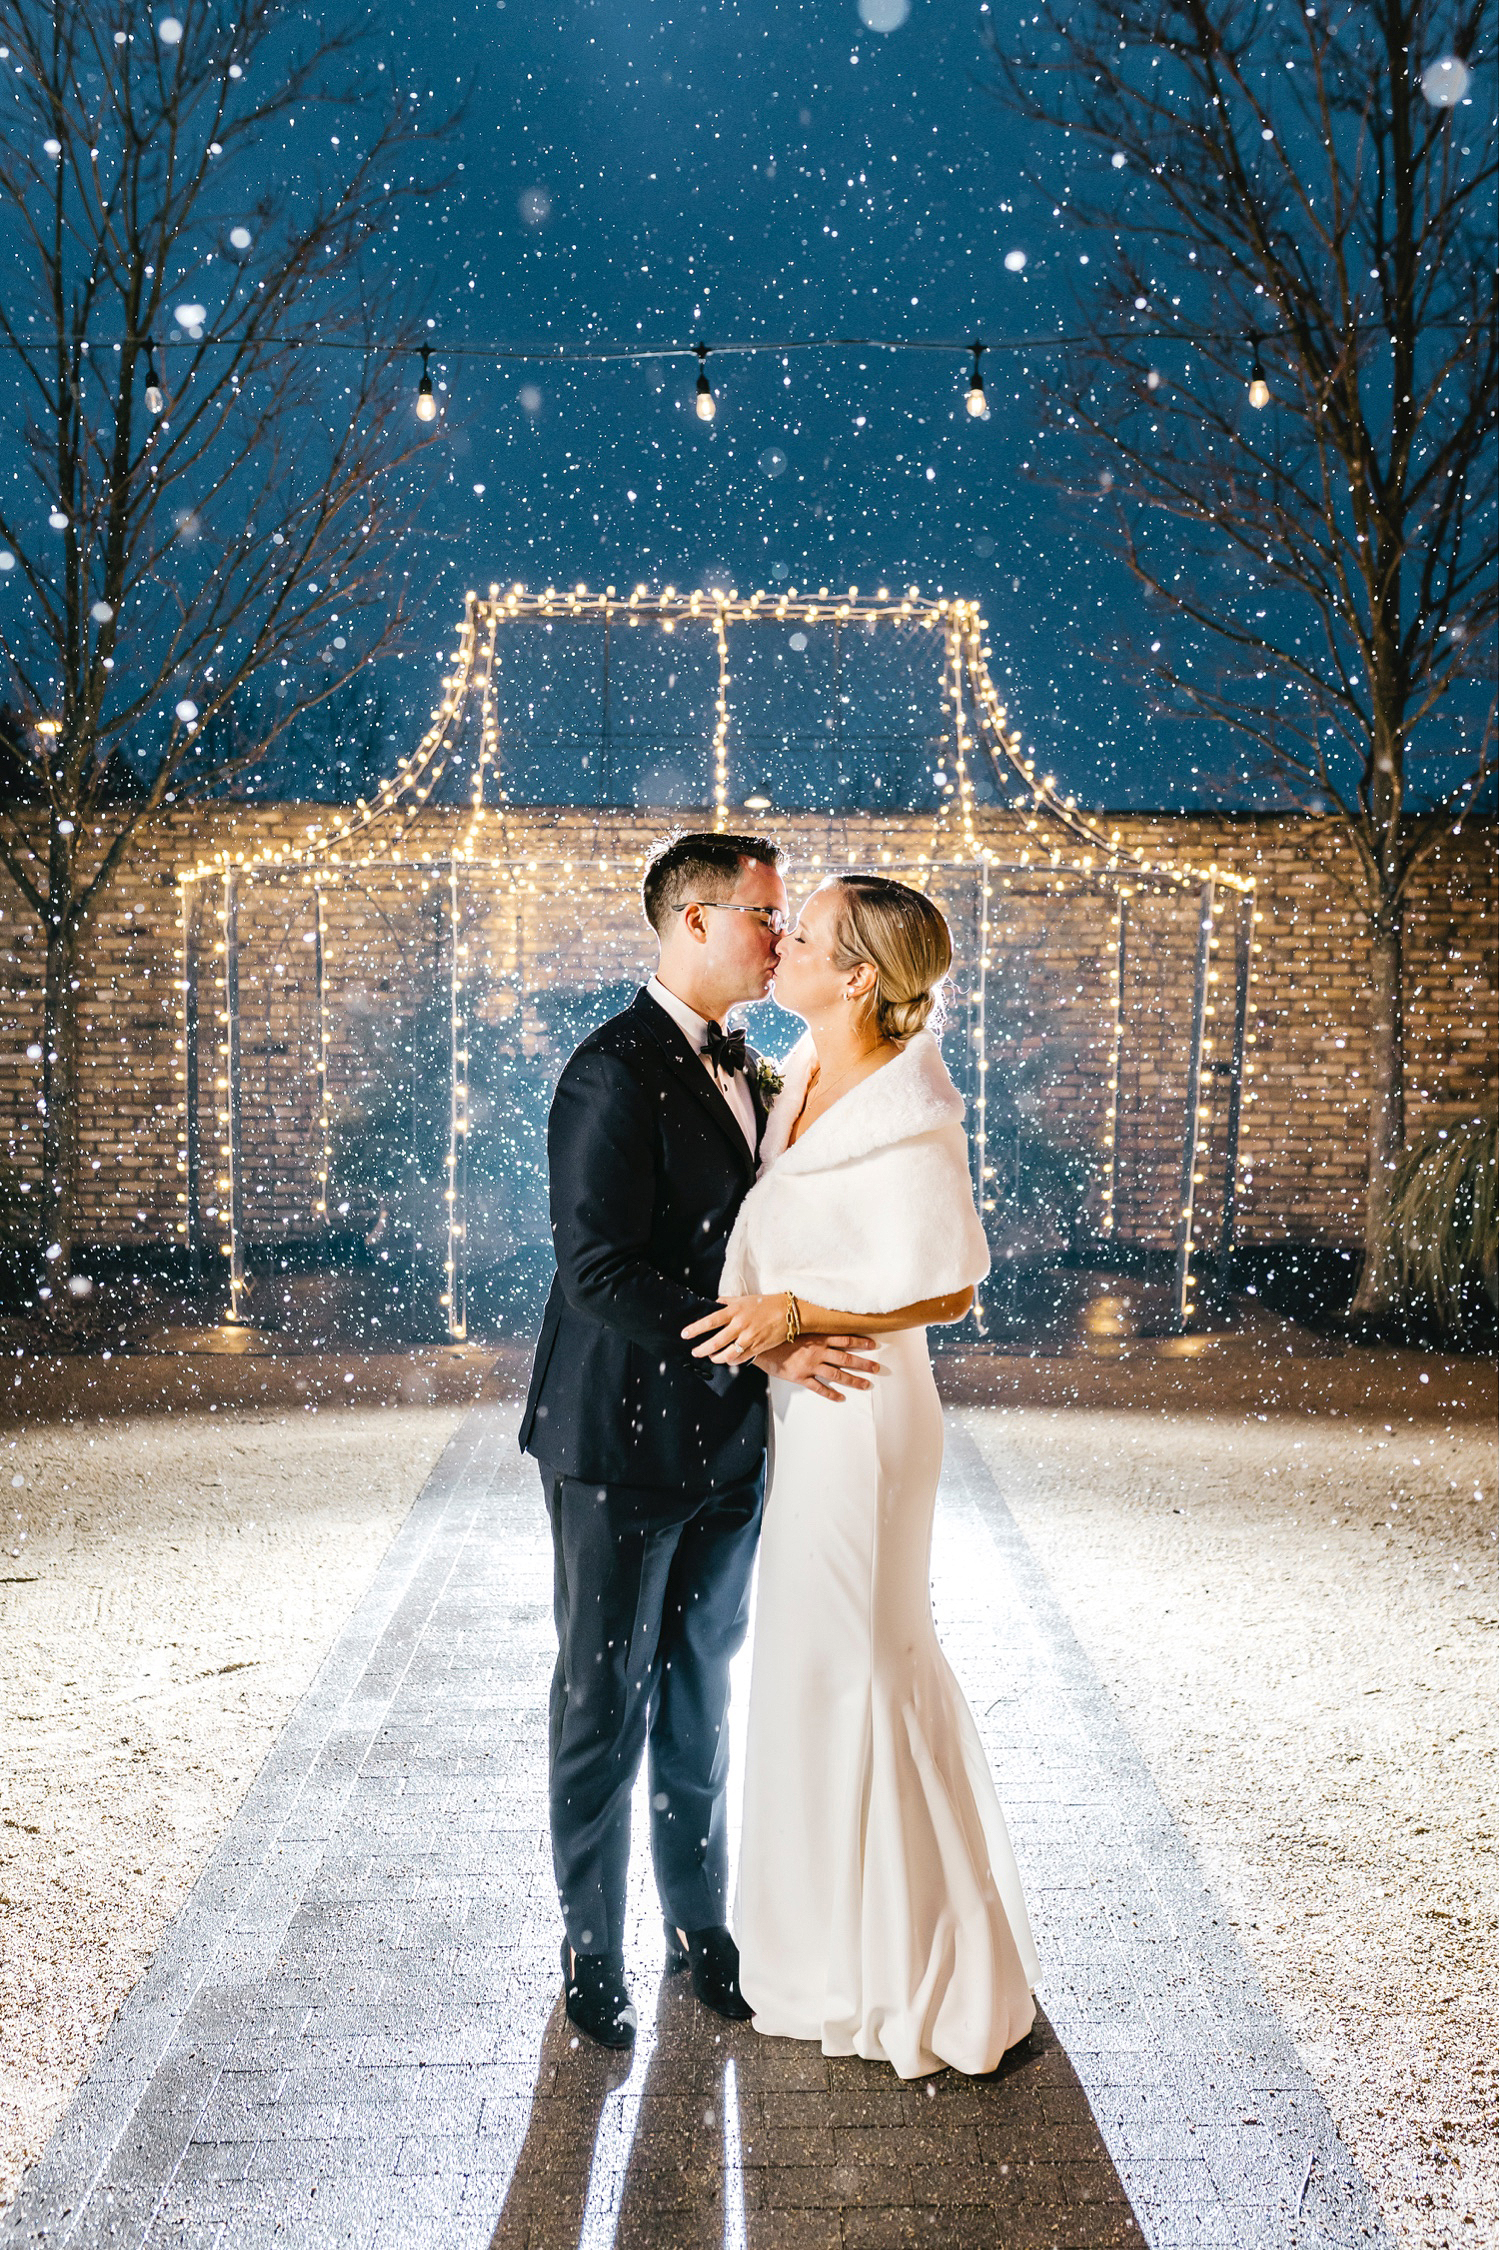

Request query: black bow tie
[{"left": 704, "top": 1020, "right": 747, "bottom": 1077}]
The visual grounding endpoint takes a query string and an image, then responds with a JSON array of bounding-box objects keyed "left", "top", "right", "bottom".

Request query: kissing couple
[{"left": 519, "top": 830, "right": 1039, "bottom": 2079}]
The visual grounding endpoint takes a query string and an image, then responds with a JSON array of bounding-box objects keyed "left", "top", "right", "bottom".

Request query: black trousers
[{"left": 541, "top": 1465, "right": 764, "bottom": 1958}]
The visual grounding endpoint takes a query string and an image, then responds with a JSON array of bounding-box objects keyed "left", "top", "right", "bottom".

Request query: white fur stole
[{"left": 720, "top": 1030, "right": 990, "bottom": 1315}]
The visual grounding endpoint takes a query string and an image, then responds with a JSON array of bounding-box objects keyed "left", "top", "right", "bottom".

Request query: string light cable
[{"left": 21, "top": 320, "right": 1366, "bottom": 421}]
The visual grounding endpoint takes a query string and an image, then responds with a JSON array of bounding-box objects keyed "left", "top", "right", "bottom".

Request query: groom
[{"left": 519, "top": 830, "right": 873, "bottom": 2049}]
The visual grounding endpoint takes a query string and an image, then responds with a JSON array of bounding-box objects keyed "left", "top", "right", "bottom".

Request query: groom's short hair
[{"left": 642, "top": 829, "right": 782, "bottom": 936}]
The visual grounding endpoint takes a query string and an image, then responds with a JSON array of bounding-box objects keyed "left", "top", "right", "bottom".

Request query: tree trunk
[
  {"left": 39, "top": 902, "right": 82, "bottom": 1303},
  {"left": 1350, "top": 903, "right": 1405, "bottom": 1315}
]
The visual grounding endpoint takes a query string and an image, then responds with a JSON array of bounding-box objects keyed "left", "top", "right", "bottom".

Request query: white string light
[
  {"left": 182, "top": 592, "right": 483, "bottom": 886},
  {"left": 313, "top": 882, "right": 331, "bottom": 1221},
  {"left": 215, "top": 870, "right": 246, "bottom": 1322},
  {"left": 973, "top": 867, "right": 992, "bottom": 1216},
  {"left": 694, "top": 343, "right": 717, "bottom": 422},
  {"left": 143, "top": 340, "right": 165, "bottom": 418},
  {"left": 204, "top": 584, "right": 1242, "bottom": 891},
  {"left": 459, "top": 592, "right": 504, "bottom": 862},
  {"left": 965, "top": 342, "right": 989, "bottom": 420},
  {"left": 173, "top": 582, "right": 1254, "bottom": 1344},
  {"left": 712, "top": 597, "right": 731, "bottom": 830},
  {"left": 415, "top": 343, "right": 437, "bottom": 422},
  {"left": 1100, "top": 887, "right": 1129, "bottom": 1234},
  {"left": 443, "top": 859, "right": 468, "bottom": 1342},
  {"left": 942, "top": 614, "right": 981, "bottom": 862},
  {"left": 173, "top": 878, "right": 194, "bottom": 1247},
  {"left": 1247, "top": 341, "right": 1271, "bottom": 410},
  {"left": 1175, "top": 878, "right": 1218, "bottom": 1325}
]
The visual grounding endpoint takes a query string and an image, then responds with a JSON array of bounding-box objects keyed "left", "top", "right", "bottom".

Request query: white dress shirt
[{"left": 646, "top": 975, "right": 758, "bottom": 1153}]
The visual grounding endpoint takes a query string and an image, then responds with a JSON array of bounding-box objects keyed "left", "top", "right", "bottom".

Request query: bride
[{"left": 683, "top": 873, "right": 1039, "bottom": 2080}]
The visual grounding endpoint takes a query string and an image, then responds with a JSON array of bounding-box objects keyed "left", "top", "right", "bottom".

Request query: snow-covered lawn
[
  {"left": 963, "top": 1354, "right": 1495, "bottom": 2250},
  {"left": 0, "top": 1361, "right": 476, "bottom": 2204},
  {"left": 0, "top": 1339, "right": 1492, "bottom": 2250}
]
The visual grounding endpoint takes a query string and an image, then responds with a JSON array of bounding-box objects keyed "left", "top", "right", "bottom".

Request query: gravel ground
[
  {"left": 0, "top": 1370, "right": 472, "bottom": 2206},
  {"left": 962, "top": 1364, "right": 1496, "bottom": 2250}
]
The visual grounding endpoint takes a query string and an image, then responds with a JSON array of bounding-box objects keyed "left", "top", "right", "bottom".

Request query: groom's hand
[{"left": 756, "top": 1335, "right": 879, "bottom": 1401}]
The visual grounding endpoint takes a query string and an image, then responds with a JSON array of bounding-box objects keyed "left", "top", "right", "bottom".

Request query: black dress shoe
[
  {"left": 560, "top": 1937, "right": 637, "bottom": 2050},
  {"left": 662, "top": 1921, "right": 754, "bottom": 2022}
]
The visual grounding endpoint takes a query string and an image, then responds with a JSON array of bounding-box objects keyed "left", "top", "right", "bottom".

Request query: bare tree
[
  {"left": 990, "top": 0, "right": 1496, "bottom": 1311},
  {"left": 0, "top": 0, "right": 445, "bottom": 1290}
]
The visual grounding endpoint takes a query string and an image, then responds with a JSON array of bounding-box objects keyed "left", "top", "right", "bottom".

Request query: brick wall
[{"left": 0, "top": 805, "right": 1491, "bottom": 1255}]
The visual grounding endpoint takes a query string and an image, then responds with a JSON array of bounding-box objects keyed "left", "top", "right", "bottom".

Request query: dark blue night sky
[{"left": 364, "top": 0, "right": 1200, "bottom": 810}]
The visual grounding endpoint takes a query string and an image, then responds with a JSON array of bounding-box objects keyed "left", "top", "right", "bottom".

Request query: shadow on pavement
[{"left": 491, "top": 1972, "right": 1143, "bottom": 2250}]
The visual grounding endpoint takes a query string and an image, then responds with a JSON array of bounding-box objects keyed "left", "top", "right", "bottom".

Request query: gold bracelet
[{"left": 784, "top": 1290, "right": 802, "bottom": 1344}]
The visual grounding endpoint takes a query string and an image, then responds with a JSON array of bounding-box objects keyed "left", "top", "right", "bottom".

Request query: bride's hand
[{"left": 682, "top": 1294, "right": 787, "bottom": 1363}]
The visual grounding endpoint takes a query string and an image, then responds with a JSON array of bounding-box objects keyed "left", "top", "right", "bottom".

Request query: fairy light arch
[{"left": 174, "top": 580, "right": 1256, "bottom": 1339}]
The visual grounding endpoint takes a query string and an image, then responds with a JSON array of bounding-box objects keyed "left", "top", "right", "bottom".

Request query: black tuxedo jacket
[{"left": 519, "top": 988, "right": 770, "bottom": 1494}]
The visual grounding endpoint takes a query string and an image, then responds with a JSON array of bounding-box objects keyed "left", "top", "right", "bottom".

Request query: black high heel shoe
[
  {"left": 662, "top": 1921, "right": 754, "bottom": 2022},
  {"left": 561, "top": 1937, "right": 637, "bottom": 2050}
]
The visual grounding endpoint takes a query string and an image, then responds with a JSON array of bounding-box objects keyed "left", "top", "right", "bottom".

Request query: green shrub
[{"left": 1378, "top": 1109, "right": 1498, "bottom": 1329}]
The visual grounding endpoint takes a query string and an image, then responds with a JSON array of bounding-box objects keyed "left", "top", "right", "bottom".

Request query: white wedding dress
[{"left": 723, "top": 1033, "right": 1039, "bottom": 2078}]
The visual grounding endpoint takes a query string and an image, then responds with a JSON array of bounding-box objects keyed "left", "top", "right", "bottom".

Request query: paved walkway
[{"left": 3, "top": 1405, "right": 1389, "bottom": 2250}]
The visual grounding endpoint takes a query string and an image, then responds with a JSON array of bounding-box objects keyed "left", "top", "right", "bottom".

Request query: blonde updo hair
[{"left": 822, "top": 874, "right": 953, "bottom": 1044}]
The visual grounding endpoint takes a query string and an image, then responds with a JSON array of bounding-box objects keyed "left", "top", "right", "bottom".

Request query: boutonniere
[{"left": 750, "top": 1056, "right": 784, "bottom": 1104}]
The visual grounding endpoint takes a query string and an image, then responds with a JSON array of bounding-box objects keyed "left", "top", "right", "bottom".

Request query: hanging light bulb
[
  {"left": 1247, "top": 343, "right": 1271, "bottom": 411},
  {"left": 965, "top": 341, "right": 989, "bottom": 420},
  {"left": 143, "top": 342, "right": 164, "bottom": 418},
  {"left": 694, "top": 343, "right": 716, "bottom": 422},
  {"left": 415, "top": 344, "right": 438, "bottom": 422}
]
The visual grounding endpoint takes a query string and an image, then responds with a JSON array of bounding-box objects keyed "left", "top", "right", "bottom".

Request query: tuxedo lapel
[{"left": 632, "top": 989, "right": 756, "bottom": 1183}]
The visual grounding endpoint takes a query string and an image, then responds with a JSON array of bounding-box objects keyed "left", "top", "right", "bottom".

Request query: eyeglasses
[{"left": 677, "top": 901, "right": 788, "bottom": 936}]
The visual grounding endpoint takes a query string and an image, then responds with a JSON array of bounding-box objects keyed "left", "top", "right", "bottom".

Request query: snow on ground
[
  {"left": 0, "top": 1339, "right": 1492, "bottom": 2250},
  {"left": 962, "top": 1357, "right": 1495, "bottom": 2250},
  {"left": 0, "top": 1359, "right": 478, "bottom": 2204}
]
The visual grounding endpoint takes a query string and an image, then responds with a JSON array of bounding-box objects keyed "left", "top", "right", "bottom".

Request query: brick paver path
[{"left": 3, "top": 1404, "right": 1389, "bottom": 2250}]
